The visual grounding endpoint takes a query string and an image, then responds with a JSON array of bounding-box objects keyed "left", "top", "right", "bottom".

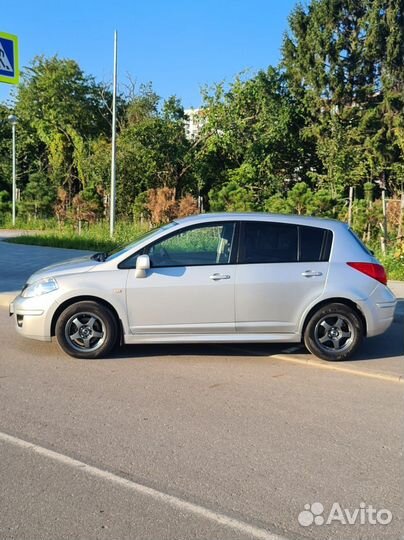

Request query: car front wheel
[
  {"left": 304, "top": 302, "right": 364, "bottom": 361},
  {"left": 55, "top": 301, "right": 118, "bottom": 359}
]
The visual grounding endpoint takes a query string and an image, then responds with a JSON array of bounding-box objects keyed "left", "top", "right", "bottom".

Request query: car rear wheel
[
  {"left": 304, "top": 303, "right": 364, "bottom": 361},
  {"left": 55, "top": 301, "right": 118, "bottom": 359}
]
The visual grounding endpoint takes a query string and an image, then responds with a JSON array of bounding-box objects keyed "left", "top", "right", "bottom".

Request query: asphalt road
[
  {"left": 0, "top": 236, "right": 403, "bottom": 539},
  {"left": 1, "top": 306, "right": 403, "bottom": 540}
]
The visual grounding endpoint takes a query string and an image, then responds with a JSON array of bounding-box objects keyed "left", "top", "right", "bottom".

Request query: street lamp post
[
  {"left": 7, "top": 114, "right": 18, "bottom": 226},
  {"left": 110, "top": 31, "right": 118, "bottom": 238}
]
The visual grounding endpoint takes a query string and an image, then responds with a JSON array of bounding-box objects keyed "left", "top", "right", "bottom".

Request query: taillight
[{"left": 347, "top": 262, "right": 387, "bottom": 285}]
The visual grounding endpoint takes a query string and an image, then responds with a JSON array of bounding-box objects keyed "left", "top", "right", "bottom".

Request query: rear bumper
[{"left": 357, "top": 284, "right": 397, "bottom": 337}]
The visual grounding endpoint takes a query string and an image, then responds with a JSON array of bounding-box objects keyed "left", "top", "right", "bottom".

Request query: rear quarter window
[{"left": 299, "top": 226, "right": 333, "bottom": 262}]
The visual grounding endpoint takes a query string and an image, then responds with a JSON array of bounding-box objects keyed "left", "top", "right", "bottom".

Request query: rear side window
[
  {"left": 299, "top": 226, "right": 332, "bottom": 262},
  {"left": 239, "top": 222, "right": 298, "bottom": 263},
  {"left": 239, "top": 222, "right": 332, "bottom": 264}
]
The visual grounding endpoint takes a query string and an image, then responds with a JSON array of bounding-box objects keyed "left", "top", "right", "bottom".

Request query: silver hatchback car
[{"left": 10, "top": 213, "right": 396, "bottom": 361}]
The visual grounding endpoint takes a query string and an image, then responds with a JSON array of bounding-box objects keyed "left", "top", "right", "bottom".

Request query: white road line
[{"left": 0, "top": 431, "right": 287, "bottom": 540}]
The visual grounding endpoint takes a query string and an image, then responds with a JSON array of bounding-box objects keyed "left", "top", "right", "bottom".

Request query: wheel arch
[
  {"left": 301, "top": 297, "right": 367, "bottom": 339},
  {"left": 51, "top": 295, "right": 124, "bottom": 343}
]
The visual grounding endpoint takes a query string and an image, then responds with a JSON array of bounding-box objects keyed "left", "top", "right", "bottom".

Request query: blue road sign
[{"left": 0, "top": 32, "right": 19, "bottom": 84}]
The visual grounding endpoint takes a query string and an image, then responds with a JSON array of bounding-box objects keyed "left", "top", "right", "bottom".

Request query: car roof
[{"left": 175, "top": 212, "right": 347, "bottom": 231}]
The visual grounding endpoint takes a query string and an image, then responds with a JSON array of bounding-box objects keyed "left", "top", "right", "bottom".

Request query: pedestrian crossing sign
[{"left": 0, "top": 32, "right": 19, "bottom": 85}]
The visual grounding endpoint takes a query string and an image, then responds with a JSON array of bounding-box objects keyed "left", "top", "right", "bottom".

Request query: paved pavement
[
  {"left": 0, "top": 233, "right": 403, "bottom": 539},
  {"left": 0, "top": 231, "right": 91, "bottom": 293}
]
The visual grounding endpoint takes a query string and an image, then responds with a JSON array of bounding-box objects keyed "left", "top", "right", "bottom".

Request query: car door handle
[
  {"left": 210, "top": 273, "right": 231, "bottom": 281},
  {"left": 301, "top": 270, "right": 323, "bottom": 278}
]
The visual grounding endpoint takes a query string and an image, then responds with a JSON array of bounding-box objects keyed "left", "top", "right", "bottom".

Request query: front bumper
[{"left": 9, "top": 293, "right": 57, "bottom": 342}]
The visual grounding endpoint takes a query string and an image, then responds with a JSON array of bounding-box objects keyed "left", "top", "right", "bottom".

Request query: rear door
[{"left": 235, "top": 221, "right": 331, "bottom": 334}]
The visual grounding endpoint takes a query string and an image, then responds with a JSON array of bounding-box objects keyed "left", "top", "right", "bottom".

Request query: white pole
[
  {"left": 12, "top": 122, "right": 16, "bottom": 226},
  {"left": 347, "top": 186, "right": 354, "bottom": 227},
  {"left": 110, "top": 30, "right": 118, "bottom": 238}
]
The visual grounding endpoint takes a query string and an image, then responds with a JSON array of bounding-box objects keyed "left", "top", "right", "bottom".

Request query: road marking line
[
  {"left": 218, "top": 345, "right": 403, "bottom": 384},
  {"left": 270, "top": 354, "right": 404, "bottom": 384},
  {"left": 0, "top": 431, "right": 287, "bottom": 540}
]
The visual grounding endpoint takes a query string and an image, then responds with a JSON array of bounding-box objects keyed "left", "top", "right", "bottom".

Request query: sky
[{"left": 1, "top": 0, "right": 297, "bottom": 108}]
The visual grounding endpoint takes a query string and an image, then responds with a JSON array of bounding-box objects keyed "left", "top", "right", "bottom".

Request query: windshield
[{"left": 105, "top": 222, "right": 178, "bottom": 261}]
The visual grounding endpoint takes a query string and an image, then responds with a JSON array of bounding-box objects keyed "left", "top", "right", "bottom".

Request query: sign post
[
  {"left": 1, "top": 32, "right": 19, "bottom": 226},
  {"left": 8, "top": 116, "right": 17, "bottom": 226}
]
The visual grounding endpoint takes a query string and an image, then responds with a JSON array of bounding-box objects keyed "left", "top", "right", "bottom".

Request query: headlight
[{"left": 21, "top": 277, "right": 59, "bottom": 298}]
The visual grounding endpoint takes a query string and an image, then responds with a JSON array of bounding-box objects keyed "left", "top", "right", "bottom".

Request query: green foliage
[
  {"left": 133, "top": 192, "right": 150, "bottom": 221},
  {"left": 347, "top": 200, "right": 384, "bottom": 241},
  {"left": 117, "top": 109, "right": 193, "bottom": 216},
  {"left": 282, "top": 0, "right": 404, "bottom": 193},
  {"left": 13, "top": 56, "right": 114, "bottom": 206},
  {"left": 18, "top": 171, "right": 56, "bottom": 219},
  {"left": 265, "top": 182, "right": 342, "bottom": 218},
  {"left": 0, "top": 189, "right": 10, "bottom": 210},
  {"left": 200, "top": 68, "right": 313, "bottom": 205},
  {"left": 209, "top": 181, "right": 255, "bottom": 212}
]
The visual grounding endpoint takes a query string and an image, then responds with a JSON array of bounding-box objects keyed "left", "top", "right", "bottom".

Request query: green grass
[
  {"left": 0, "top": 216, "right": 59, "bottom": 231},
  {"left": 379, "top": 254, "right": 404, "bottom": 281},
  {"left": 3, "top": 221, "right": 149, "bottom": 253},
  {"left": 7, "top": 233, "right": 118, "bottom": 252}
]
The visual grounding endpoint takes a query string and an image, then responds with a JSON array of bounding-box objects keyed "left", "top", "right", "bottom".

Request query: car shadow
[{"left": 112, "top": 299, "right": 404, "bottom": 362}]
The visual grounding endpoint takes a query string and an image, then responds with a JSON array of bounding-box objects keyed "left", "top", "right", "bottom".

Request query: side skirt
[{"left": 123, "top": 333, "right": 301, "bottom": 345}]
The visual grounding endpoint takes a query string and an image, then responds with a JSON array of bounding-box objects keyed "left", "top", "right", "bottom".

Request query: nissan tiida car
[{"left": 9, "top": 213, "right": 396, "bottom": 361}]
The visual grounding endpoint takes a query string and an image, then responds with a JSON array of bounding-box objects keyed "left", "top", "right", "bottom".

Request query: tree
[
  {"left": 0, "top": 105, "right": 12, "bottom": 194},
  {"left": 14, "top": 56, "right": 114, "bottom": 203},
  {"left": 209, "top": 181, "right": 255, "bottom": 212},
  {"left": 116, "top": 94, "right": 195, "bottom": 217},
  {"left": 0, "top": 190, "right": 10, "bottom": 220},
  {"left": 199, "top": 67, "right": 315, "bottom": 208},
  {"left": 282, "top": 0, "right": 404, "bottom": 193},
  {"left": 18, "top": 171, "right": 56, "bottom": 219},
  {"left": 265, "top": 182, "right": 342, "bottom": 218}
]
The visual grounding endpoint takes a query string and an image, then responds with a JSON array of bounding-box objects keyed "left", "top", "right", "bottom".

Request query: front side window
[
  {"left": 239, "top": 222, "right": 298, "bottom": 263},
  {"left": 144, "top": 222, "right": 236, "bottom": 267}
]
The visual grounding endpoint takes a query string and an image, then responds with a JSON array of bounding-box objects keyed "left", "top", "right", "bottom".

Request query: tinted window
[
  {"left": 240, "top": 222, "right": 298, "bottom": 263},
  {"left": 299, "top": 226, "right": 332, "bottom": 262},
  {"left": 139, "top": 222, "right": 236, "bottom": 267}
]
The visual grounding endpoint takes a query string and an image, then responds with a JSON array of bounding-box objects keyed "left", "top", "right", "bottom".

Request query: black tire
[
  {"left": 55, "top": 301, "right": 118, "bottom": 359},
  {"left": 304, "top": 302, "right": 364, "bottom": 361}
]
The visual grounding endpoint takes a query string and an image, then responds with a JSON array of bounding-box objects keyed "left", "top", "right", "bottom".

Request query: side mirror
[{"left": 135, "top": 254, "right": 150, "bottom": 278}]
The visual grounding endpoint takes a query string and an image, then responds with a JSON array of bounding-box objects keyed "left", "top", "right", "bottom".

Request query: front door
[{"left": 126, "top": 221, "right": 237, "bottom": 334}]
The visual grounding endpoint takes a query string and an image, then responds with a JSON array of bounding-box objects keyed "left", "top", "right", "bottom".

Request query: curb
[{"left": 270, "top": 353, "right": 404, "bottom": 384}]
